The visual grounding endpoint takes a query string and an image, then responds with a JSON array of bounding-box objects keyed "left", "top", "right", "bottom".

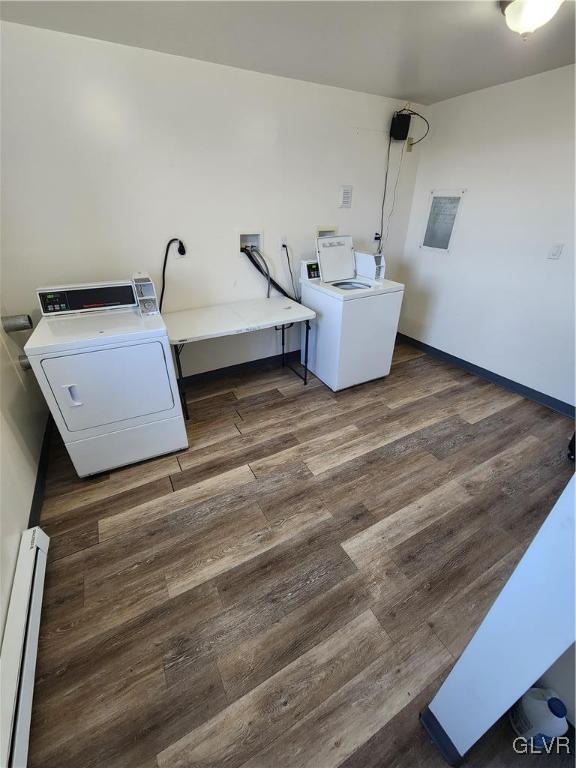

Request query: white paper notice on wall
[
  {"left": 339, "top": 185, "right": 353, "bottom": 209},
  {"left": 421, "top": 191, "right": 464, "bottom": 251}
]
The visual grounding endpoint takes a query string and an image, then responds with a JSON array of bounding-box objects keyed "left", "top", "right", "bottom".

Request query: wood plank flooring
[{"left": 29, "top": 343, "right": 574, "bottom": 768}]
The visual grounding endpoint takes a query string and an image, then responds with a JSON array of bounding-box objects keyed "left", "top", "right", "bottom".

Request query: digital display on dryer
[{"left": 40, "top": 292, "right": 69, "bottom": 313}]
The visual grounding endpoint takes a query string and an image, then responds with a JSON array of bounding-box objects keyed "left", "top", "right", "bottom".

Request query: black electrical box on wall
[{"left": 390, "top": 111, "right": 411, "bottom": 140}]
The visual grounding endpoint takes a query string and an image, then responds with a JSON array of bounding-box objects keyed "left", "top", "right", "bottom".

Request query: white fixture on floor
[
  {"left": 300, "top": 236, "right": 404, "bottom": 391},
  {"left": 24, "top": 278, "right": 188, "bottom": 477},
  {"left": 0, "top": 527, "right": 49, "bottom": 768}
]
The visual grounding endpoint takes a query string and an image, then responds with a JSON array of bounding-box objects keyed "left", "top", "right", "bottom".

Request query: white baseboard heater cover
[{"left": 1, "top": 527, "right": 49, "bottom": 768}]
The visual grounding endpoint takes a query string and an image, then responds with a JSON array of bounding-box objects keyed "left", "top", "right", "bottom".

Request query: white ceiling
[{"left": 1, "top": 1, "right": 574, "bottom": 104}]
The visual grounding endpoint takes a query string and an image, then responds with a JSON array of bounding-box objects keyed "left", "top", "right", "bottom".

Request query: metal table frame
[
  {"left": 277, "top": 320, "right": 310, "bottom": 382},
  {"left": 173, "top": 319, "right": 310, "bottom": 420},
  {"left": 165, "top": 300, "right": 314, "bottom": 421},
  {"left": 172, "top": 343, "right": 189, "bottom": 419}
]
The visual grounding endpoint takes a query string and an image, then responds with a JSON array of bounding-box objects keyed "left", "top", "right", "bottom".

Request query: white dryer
[
  {"left": 300, "top": 236, "right": 404, "bottom": 391},
  {"left": 24, "top": 280, "right": 188, "bottom": 477}
]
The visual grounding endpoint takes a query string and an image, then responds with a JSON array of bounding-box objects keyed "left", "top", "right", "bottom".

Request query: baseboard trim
[
  {"left": 420, "top": 707, "right": 463, "bottom": 767},
  {"left": 28, "top": 416, "right": 52, "bottom": 528},
  {"left": 181, "top": 351, "right": 300, "bottom": 386},
  {"left": 398, "top": 334, "right": 575, "bottom": 418}
]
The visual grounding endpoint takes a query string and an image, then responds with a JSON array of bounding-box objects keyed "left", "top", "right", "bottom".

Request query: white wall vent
[{"left": 338, "top": 185, "right": 353, "bottom": 209}]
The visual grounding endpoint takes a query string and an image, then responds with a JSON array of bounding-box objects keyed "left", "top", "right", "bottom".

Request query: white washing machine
[
  {"left": 300, "top": 236, "right": 404, "bottom": 391},
  {"left": 24, "top": 279, "right": 188, "bottom": 477}
]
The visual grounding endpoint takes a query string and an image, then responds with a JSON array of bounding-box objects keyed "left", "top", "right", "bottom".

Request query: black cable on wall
[
  {"left": 240, "top": 246, "right": 294, "bottom": 300},
  {"left": 160, "top": 238, "right": 186, "bottom": 311},
  {"left": 282, "top": 243, "right": 299, "bottom": 300},
  {"left": 376, "top": 107, "right": 431, "bottom": 253}
]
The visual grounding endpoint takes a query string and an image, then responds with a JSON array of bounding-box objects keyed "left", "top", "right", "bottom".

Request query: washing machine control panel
[
  {"left": 38, "top": 283, "right": 136, "bottom": 315},
  {"left": 301, "top": 261, "right": 320, "bottom": 280}
]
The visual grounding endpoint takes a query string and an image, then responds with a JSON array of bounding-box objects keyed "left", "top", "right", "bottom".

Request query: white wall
[
  {"left": 0, "top": 321, "right": 47, "bottom": 638},
  {"left": 392, "top": 65, "right": 575, "bottom": 406},
  {"left": 1, "top": 22, "right": 421, "bottom": 375}
]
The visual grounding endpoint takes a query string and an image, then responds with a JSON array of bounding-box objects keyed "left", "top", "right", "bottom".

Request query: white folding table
[{"left": 163, "top": 297, "right": 316, "bottom": 419}]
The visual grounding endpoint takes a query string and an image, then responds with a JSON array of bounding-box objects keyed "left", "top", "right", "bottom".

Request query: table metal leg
[
  {"left": 275, "top": 320, "right": 310, "bottom": 385},
  {"left": 174, "top": 344, "right": 190, "bottom": 420},
  {"left": 303, "top": 319, "right": 310, "bottom": 385}
]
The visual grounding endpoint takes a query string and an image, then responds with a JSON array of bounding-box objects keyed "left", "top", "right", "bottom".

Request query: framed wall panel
[{"left": 420, "top": 189, "right": 465, "bottom": 252}]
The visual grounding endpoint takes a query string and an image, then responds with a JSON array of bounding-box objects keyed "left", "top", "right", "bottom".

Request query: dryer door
[{"left": 41, "top": 341, "right": 174, "bottom": 432}]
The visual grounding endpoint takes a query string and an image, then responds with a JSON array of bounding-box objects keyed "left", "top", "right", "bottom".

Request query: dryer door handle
[{"left": 62, "top": 384, "right": 83, "bottom": 407}]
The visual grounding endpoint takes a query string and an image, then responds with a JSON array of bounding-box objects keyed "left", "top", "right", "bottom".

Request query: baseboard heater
[{"left": 1, "top": 527, "right": 49, "bottom": 768}]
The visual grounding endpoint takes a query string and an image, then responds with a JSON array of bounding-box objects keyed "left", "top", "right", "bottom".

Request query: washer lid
[
  {"left": 24, "top": 309, "right": 167, "bottom": 356},
  {"left": 317, "top": 235, "right": 355, "bottom": 282}
]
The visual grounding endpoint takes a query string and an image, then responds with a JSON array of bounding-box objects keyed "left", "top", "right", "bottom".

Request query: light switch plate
[{"left": 548, "top": 243, "right": 564, "bottom": 260}]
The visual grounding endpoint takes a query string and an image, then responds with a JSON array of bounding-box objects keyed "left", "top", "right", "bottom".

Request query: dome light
[{"left": 500, "top": 0, "right": 564, "bottom": 37}]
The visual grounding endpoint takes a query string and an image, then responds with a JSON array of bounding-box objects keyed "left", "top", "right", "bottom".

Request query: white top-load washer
[
  {"left": 24, "top": 279, "right": 188, "bottom": 477},
  {"left": 300, "top": 236, "right": 404, "bottom": 391}
]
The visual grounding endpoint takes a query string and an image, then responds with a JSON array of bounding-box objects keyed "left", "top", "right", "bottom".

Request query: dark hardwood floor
[{"left": 29, "top": 342, "right": 574, "bottom": 768}]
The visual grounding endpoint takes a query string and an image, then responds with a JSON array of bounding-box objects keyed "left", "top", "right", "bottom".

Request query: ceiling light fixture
[{"left": 500, "top": 0, "right": 564, "bottom": 38}]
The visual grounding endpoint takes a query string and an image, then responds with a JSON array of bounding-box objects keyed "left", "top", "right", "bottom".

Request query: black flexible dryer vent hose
[{"left": 240, "top": 246, "right": 294, "bottom": 300}]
